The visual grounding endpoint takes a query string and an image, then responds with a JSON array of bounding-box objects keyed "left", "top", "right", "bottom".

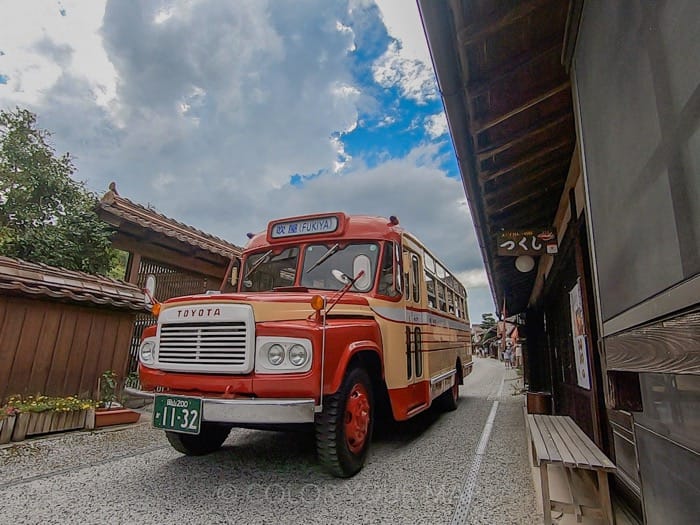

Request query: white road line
[{"left": 451, "top": 374, "right": 505, "bottom": 525}]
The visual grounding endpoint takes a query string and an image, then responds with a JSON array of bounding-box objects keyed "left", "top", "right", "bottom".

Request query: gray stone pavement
[{"left": 0, "top": 358, "right": 540, "bottom": 524}]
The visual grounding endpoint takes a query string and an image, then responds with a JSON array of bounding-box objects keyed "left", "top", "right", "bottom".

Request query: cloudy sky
[{"left": 0, "top": 0, "right": 495, "bottom": 321}]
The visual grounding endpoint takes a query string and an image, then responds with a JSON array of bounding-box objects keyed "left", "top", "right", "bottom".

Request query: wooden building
[
  {"left": 96, "top": 186, "right": 243, "bottom": 377},
  {"left": 419, "top": 1, "right": 699, "bottom": 522},
  {"left": 0, "top": 256, "right": 148, "bottom": 401}
]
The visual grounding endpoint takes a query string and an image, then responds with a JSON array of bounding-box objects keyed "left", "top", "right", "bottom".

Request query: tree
[
  {"left": 480, "top": 313, "right": 497, "bottom": 331},
  {"left": 478, "top": 312, "right": 498, "bottom": 347},
  {"left": 0, "top": 108, "right": 113, "bottom": 274}
]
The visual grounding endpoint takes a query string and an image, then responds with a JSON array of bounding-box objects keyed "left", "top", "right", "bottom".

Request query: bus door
[{"left": 403, "top": 249, "right": 426, "bottom": 411}]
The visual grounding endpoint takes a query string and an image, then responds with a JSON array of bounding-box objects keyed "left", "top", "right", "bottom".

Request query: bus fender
[{"left": 326, "top": 341, "right": 383, "bottom": 395}]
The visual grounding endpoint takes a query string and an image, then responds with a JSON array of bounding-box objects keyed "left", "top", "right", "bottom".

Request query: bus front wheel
[
  {"left": 165, "top": 423, "right": 230, "bottom": 456},
  {"left": 315, "top": 366, "right": 374, "bottom": 478}
]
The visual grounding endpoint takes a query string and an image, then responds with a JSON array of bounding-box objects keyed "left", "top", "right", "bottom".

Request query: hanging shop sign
[{"left": 496, "top": 228, "right": 558, "bottom": 256}]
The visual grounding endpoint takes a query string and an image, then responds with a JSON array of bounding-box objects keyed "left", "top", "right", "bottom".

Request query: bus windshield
[
  {"left": 239, "top": 242, "right": 380, "bottom": 293},
  {"left": 301, "top": 242, "right": 379, "bottom": 292},
  {"left": 241, "top": 247, "right": 299, "bottom": 292}
]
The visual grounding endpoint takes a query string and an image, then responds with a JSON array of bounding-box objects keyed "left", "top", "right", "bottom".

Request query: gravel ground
[{"left": 0, "top": 358, "right": 539, "bottom": 525}]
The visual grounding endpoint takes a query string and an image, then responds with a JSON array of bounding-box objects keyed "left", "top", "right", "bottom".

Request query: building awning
[{"left": 419, "top": 0, "right": 578, "bottom": 315}]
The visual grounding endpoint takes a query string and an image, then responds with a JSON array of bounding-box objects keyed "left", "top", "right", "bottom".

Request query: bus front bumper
[{"left": 125, "top": 387, "right": 317, "bottom": 424}]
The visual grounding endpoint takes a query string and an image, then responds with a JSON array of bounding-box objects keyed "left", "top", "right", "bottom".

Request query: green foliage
[
  {"left": 0, "top": 107, "right": 114, "bottom": 274},
  {"left": 4, "top": 394, "right": 97, "bottom": 414},
  {"left": 107, "top": 249, "right": 129, "bottom": 280},
  {"left": 480, "top": 313, "right": 497, "bottom": 330},
  {"left": 99, "top": 370, "right": 118, "bottom": 408}
]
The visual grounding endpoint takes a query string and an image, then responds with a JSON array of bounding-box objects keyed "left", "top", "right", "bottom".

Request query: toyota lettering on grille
[{"left": 176, "top": 307, "right": 222, "bottom": 319}]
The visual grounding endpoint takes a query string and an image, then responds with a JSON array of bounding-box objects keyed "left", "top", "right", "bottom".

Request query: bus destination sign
[{"left": 271, "top": 215, "right": 339, "bottom": 238}]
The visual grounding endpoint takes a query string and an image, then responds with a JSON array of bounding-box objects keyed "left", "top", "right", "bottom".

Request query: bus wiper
[
  {"left": 305, "top": 243, "right": 339, "bottom": 273},
  {"left": 244, "top": 249, "right": 272, "bottom": 280}
]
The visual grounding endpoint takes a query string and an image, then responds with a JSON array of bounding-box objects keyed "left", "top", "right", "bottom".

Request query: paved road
[{"left": 0, "top": 358, "right": 538, "bottom": 525}]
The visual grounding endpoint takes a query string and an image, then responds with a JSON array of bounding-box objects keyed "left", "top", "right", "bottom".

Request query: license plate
[{"left": 153, "top": 395, "right": 202, "bottom": 434}]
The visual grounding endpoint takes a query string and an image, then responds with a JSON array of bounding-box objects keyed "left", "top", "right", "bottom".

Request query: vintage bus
[{"left": 136, "top": 212, "right": 472, "bottom": 477}]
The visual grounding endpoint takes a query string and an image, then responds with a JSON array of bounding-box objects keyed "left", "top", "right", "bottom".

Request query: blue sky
[{"left": 0, "top": 0, "right": 495, "bottom": 321}]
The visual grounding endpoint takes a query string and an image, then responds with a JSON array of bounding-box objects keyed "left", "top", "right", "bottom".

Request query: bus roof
[{"left": 244, "top": 212, "right": 404, "bottom": 250}]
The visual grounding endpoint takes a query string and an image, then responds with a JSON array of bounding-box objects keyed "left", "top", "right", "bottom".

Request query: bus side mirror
[
  {"left": 230, "top": 267, "right": 238, "bottom": 287},
  {"left": 144, "top": 274, "right": 157, "bottom": 306}
]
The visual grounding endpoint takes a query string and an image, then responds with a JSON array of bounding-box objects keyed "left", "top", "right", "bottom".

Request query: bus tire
[
  {"left": 315, "top": 366, "right": 374, "bottom": 478},
  {"left": 436, "top": 367, "right": 460, "bottom": 412},
  {"left": 165, "top": 423, "right": 231, "bottom": 456}
]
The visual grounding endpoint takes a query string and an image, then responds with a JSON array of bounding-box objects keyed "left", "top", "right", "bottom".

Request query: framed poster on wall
[{"left": 570, "top": 279, "right": 591, "bottom": 390}]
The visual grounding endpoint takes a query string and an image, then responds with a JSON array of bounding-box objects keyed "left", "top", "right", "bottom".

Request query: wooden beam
[
  {"left": 476, "top": 113, "right": 573, "bottom": 160},
  {"left": 480, "top": 136, "right": 573, "bottom": 183},
  {"left": 125, "top": 252, "right": 141, "bottom": 285},
  {"left": 466, "top": 43, "right": 562, "bottom": 98},
  {"left": 110, "top": 232, "right": 229, "bottom": 279},
  {"left": 471, "top": 82, "right": 571, "bottom": 135},
  {"left": 488, "top": 178, "right": 566, "bottom": 214},
  {"left": 487, "top": 203, "right": 557, "bottom": 231},
  {"left": 486, "top": 156, "right": 570, "bottom": 197},
  {"left": 114, "top": 222, "right": 226, "bottom": 266},
  {"left": 458, "top": 0, "right": 555, "bottom": 47}
]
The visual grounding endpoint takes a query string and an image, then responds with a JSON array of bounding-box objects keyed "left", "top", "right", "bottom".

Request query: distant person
[
  {"left": 504, "top": 346, "right": 512, "bottom": 368},
  {"left": 515, "top": 344, "right": 522, "bottom": 368}
]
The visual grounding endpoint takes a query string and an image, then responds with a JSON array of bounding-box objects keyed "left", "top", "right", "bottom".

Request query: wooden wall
[{"left": 0, "top": 295, "right": 137, "bottom": 402}]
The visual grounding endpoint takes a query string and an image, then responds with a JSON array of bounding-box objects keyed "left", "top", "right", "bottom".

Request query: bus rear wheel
[
  {"left": 436, "top": 367, "right": 460, "bottom": 412},
  {"left": 315, "top": 367, "right": 374, "bottom": 478},
  {"left": 165, "top": 423, "right": 231, "bottom": 456}
]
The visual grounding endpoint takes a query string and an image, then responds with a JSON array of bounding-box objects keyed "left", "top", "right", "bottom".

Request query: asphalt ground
[{"left": 0, "top": 358, "right": 539, "bottom": 525}]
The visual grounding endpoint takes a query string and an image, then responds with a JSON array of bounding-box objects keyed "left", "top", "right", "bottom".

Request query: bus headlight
[
  {"left": 268, "top": 344, "right": 285, "bottom": 366},
  {"left": 139, "top": 338, "right": 157, "bottom": 365},
  {"left": 256, "top": 337, "right": 312, "bottom": 373},
  {"left": 289, "top": 344, "right": 308, "bottom": 366}
]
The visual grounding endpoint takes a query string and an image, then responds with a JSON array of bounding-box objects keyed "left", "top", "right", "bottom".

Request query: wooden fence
[
  {"left": 0, "top": 256, "right": 148, "bottom": 403},
  {"left": 0, "top": 295, "right": 138, "bottom": 402}
]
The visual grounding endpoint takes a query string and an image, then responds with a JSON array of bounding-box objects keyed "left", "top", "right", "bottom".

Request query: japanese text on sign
[
  {"left": 496, "top": 229, "right": 558, "bottom": 256},
  {"left": 270, "top": 216, "right": 339, "bottom": 238}
]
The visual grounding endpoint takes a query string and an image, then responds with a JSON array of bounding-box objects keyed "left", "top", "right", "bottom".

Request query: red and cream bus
[{"left": 136, "top": 212, "right": 472, "bottom": 477}]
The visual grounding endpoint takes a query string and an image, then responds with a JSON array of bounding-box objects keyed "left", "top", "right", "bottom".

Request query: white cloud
[
  {"left": 0, "top": 0, "right": 117, "bottom": 109},
  {"left": 425, "top": 112, "right": 447, "bottom": 138},
  {"left": 372, "top": 0, "right": 437, "bottom": 103},
  {"left": 372, "top": 41, "right": 437, "bottom": 104},
  {"left": 373, "top": 0, "right": 431, "bottom": 63},
  {"left": 457, "top": 269, "right": 489, "bottom": 289},
  {"left": 0, "top": 0, "right": 492, "bottom": 321}
]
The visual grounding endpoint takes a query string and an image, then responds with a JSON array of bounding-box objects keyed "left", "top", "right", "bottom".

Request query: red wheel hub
[{"left": 344, "top": 383, "right": 370, "bottom": 454}]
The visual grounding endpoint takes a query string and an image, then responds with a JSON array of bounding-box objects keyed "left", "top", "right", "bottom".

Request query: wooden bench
[{"left": 526, "top": 413, "right": 617, "bottom": 524}]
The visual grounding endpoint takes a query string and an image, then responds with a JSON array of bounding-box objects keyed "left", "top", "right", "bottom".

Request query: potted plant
[
  {"left": 0, "top": 405, "right": 19, "bottom": 444},
  {"left": 3, "top": 395, "right": 96, "bottom": 441},
  {"left": 89, "top": 370, "right": 141, "bottom": 429}
]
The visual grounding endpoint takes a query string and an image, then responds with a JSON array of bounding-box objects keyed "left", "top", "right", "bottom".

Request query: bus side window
[
  {"left": 425, "top": 270, "right": 435, "bottom": 308},
  {"left": 379, "top": 242, "right": 401, "bottom": 297},
  {"left": 411, "top": 254, "right": 420, "bottom": 303},
  {"left": 436, "top": 281, "right": 447, "bottom": 311},
  {"left": 394, "top": 242, "right": 403, "bottom": 295}
]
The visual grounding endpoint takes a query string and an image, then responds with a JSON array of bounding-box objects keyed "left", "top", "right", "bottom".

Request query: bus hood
[{"left": 158, "top": 291, "right": 371, "bottom": 323}]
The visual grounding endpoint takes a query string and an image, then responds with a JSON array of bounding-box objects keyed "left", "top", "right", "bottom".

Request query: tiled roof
[
  {"left": 98, "top": 190, "right": 242, "bottom": 258},
  {"left": 0, "top": 257, "right": 149, "bottom": 311}
]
